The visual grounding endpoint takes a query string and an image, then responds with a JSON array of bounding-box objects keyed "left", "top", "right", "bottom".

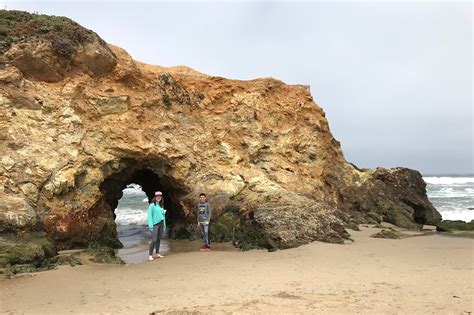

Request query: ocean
[
  {"left": 423, "top": 176, "right": 474, "bottom": 222},
  {"left": 115, "top": 184, "right": 149, "bottom": 227}
]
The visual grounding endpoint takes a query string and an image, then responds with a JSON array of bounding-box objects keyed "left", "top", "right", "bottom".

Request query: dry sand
[{"left": 1, "top": 225, "right": 473, "bottom": 314}]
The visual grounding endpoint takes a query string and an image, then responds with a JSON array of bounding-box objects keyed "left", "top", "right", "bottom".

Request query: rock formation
[{"left": 0, "top": 11, "right": 441, "bottom": 267}]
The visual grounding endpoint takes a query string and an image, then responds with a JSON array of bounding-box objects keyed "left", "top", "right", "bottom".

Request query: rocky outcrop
[
  {"left": 0, "top": 10, "right": 116, "bottom": 82},
  {"left": 436, "top": 220, "right": 474, "bottom": 232},
  {"left": 338, "top": 167, "right": 442, "bottom": 229},
  {"left": 0, "top": 11, "right": 442, "bottom": 267},
  {"left": 370, "top": 229, "right": 403, "bottom": 239},
  {"left": 5, "top": 37, "right": 116, "bottom": 82}
]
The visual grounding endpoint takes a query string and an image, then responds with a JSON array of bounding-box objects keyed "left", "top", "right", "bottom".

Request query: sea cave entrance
[
  {"left": 98, "top": 161, "right": 198, "bottom": 257},
  {"left": 97, "top": 160, "right": 239, "bottom": 262},
  {"left": 113, "top": 183, "right": 158, "bottom": 261}
]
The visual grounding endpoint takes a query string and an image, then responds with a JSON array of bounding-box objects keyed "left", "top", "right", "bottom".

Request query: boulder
[{"left": 436, "top": 220, "right": 474, "bottom": 232}]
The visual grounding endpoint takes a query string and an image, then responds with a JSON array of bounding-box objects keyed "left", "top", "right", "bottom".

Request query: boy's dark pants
[{"left": 199, "top": 223, "right": 210, "bottom": 247}]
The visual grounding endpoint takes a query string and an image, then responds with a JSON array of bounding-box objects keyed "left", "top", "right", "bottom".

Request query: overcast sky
[{"left": 2, "top": 1, "right": 472, "bottom": 175}]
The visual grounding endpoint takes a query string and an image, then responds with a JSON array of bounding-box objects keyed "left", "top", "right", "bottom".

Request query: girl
[{"left": 147, "top": 191, "right": 166, "bottom": 261}]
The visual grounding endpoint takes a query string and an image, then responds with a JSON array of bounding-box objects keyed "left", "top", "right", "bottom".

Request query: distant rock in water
[{"left": 0, "top": 10, "right": 441, "bottom": 267}]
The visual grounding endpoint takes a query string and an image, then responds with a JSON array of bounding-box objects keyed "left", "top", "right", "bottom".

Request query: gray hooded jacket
[{"left": 197, "top": 202, "right": 212, "bottom": 224}]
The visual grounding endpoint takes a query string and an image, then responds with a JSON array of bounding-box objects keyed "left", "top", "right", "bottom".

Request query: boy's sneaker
[
  {"left": 156, "top": 253, "right": 164, "bottom": 258},
  {"left": 148, "top": 255, "right": 154, "bottom": 261}
]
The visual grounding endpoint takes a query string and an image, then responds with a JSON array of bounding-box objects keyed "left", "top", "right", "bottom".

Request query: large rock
[
  {"left": 338, "top": 167, "right": 442, "bottom": 229},
  {"left": 436, "top": 220, "right": 474, "bottom": 232},
  {"left": 0, "top": 11, "right": 442, "bottom": 266}
]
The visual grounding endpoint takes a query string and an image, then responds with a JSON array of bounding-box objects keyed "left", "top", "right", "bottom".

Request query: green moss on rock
[
  {"left": 0, "top": 232, "right": 56, "bottom": 267},
  {"left": 366, "top": 212, "right": 382, "bottom": 224},
  {"left": 233, "top": 220, "right": 274, "bottom": 251},
  {"left": 0, "top": 232, "right": 79, "bottom": 276},
  {"left": 0, "top": 10, "right": 95, "bottom": 55},
  {"left": 210, "top": 212, "right": 237, "bottom": 242},
  {"left": 2, "top": 252, "right": 83, "bottom": 277},
  {"left": 86, "top": 247, "right": 124, "bottom": 264},
  {"left": 383, "top": 205, "right": 422, "bottom": 231},
  {"left": 51, "top": 252, "right": 82, "bottom": 267},
  {"left": 370, "top": 229, "right": 403, "bottom": 239},
  {"left": 344, "top": 223, "right": 360, "bottom": 231},
  {"left": 436, "top": 220, "right": 474, "bottom": 232},
  {"left": 8, "top": 263, "right": 39, "bottom": 274}
]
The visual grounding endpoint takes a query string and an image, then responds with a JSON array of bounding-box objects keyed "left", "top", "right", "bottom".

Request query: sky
[{"left": 2, "top": 0, "right": 472, "bottom": 175}]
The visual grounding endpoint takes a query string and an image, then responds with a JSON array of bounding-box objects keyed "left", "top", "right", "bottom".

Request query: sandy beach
[{"left": 1, "top": 225, "right": 472, "bottom": 314}]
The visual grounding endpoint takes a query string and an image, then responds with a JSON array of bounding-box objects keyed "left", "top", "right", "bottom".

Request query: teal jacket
[{"left": 147, "top": 203, "right": 166, "bottom": 231}]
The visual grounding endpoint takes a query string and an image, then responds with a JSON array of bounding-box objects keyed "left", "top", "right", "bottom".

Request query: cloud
[{"left": 6, "top": 1, "right": 473, "bottom": 174}]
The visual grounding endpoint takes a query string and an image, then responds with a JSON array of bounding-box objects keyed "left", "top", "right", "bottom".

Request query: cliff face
[{"left": 0, "top": 11, "right": 441, "bottom": 265}]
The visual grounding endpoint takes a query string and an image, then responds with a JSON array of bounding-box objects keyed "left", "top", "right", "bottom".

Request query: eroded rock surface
[{"left": 0, "top": 11, "right": 441, "bottom": 267}]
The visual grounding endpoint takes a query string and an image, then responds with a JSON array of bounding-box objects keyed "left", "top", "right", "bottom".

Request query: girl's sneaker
[
  {"left": 148, "top": 255, "right": 154, "bottom": 261},
  {"left": 156, "top": 253, "right": 164, "bottom": 258}
]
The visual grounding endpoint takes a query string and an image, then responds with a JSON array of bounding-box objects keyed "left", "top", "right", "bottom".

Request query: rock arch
[
  {"left": 99, "top": 160, "right": 194, "bottom": 241},
  {"left": 38, "top": 156, "right": 199, "bottom": 250},
  {"left": 0, "top": 11, "right": 441, "bottom": 268}
]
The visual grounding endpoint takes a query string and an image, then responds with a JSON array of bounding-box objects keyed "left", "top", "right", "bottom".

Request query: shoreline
[{"left": 1, "top": 224, "right": 472, "bottom": 314}]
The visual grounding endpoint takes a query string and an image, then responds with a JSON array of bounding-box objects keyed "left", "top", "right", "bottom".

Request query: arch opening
[{"left": 99, "top": 159, "right": 195, "bottom": 248}]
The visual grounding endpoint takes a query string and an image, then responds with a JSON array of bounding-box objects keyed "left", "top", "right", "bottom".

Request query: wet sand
[{"left": 1, "top": 225, "right": 473, "bottom": 314}]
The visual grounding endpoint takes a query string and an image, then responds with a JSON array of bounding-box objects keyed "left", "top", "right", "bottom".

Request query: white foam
[
  {"left": 439, "top": 209, "right": 474, "bottom": 222},
  {"left": 428, "top": 188, "right": 474, "bottom": 199},
  {"left": 115, "top": 207, "right": 147, "bottom": 226},
  {"left": 122, "top": 184, "right": 146, "bottom": 196},
  {"left": 424, "top": 177, "right": 474, "bottom": 185}
]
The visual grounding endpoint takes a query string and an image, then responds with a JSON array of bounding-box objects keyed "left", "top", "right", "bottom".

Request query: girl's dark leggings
[{"left": 149, "top": 220, "right": 164, "bottom": 255}]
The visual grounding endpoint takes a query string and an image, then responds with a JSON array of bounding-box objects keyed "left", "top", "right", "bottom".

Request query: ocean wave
[
  {"left": 115, "top": 207, "right": 147, "bottom": 226},
  {"left": 427, "top": 189, "right": 473, "bottom": 199},
  {"left": 424, "top": 177, "right": 474, "bottom": 185},
  {"left": 438, "top": 208, "right": 474, "bottom": 222},
  {"left": 122, "top": 184, "right": 146, "bottom": 196}
]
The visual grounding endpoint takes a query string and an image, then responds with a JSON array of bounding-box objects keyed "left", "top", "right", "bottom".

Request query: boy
[{"left": 197, "top": 193, "right": 212, "bottom": 250}]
